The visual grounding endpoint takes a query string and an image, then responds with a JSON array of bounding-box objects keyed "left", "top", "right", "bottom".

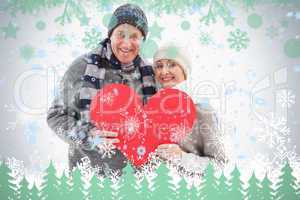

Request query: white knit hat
[{"left": 153, "top": 44, "right": 190, "bottom": 79}]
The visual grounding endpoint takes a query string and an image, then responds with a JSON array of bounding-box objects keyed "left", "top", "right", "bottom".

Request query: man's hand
[
  {"left": 90, "top": 128, "right": 119, "bottom": 149},
  {"left": 156, "top": 144, "right": 184, "bottom": 161}
]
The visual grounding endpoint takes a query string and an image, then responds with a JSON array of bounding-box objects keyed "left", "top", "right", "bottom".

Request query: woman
[{"left": 153, "top": 44, "right": 227, "bottom": 175}]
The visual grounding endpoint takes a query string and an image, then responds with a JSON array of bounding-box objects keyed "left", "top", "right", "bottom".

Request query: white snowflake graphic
[
  {"left": 271, "top": 145, "right": 300, "bottom": 167},
  {"left": 4, "top": 104, "right": 17, "bottom": 112},
  {"left": 77, "top": 156, "right": 93, "bottom": 181},
  {"left": 100, "top": 91, "right": 116, "bottom": 105},
  {"left": 6, "top": 157, "right": 25, "bottom": 181},
  {"left": 124, "top": 116, "right": 140, "bottom": 138},
  {"left": 6, "top": 122, "right": 17, "bottom": 131},
  {"left": 170, "top": 124, "right": 191, "bottom": 143},
  {"left": 98, "top": 142, "right": 116, "bottom": 159},
  {"left": 137, "top": 145, "right": 146, "bottom": 157},
  {"left": 277, "top": 89, "right": 296, "bottom": 108},
  {"left": 256, "top": 113, "right": 290, "bottom": 148}
]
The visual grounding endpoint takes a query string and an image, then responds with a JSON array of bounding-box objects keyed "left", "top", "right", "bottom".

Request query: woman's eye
[
  {"left": 156, "top": 63, "right": 163, "bottom": 69},
  {"left": 170, "top": 62, "right": 177, "bottom": 68}
]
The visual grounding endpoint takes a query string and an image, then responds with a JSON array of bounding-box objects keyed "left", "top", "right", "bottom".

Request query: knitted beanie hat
[
  {"left": 153, "top": 44, "right": 191, "bottom": 79},
  {"left": 108, "top": 4, "right": 148, "bottom": 40}
]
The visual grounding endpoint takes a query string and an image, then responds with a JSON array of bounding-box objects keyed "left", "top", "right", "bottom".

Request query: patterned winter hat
[
  {"left": 108, "top": 4, "right": 148, "bottom": 40},
  {"left": 153, "top": 44, "right": 191, "bottom": 79}
]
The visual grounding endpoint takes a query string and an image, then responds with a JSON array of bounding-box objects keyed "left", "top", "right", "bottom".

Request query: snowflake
[
  {"left": 4, "top": 104, "right": 17, "bottom": 112},
  {"left": 256, "top": 113, "right": 290, "bottom": 148},
  {"left": 98, "top": 142, "right": 116, "bottom": 159},
  {"left": 137, "top": 145, "right": 146, "bottom": 157},
  {"left": 20, "top": 44, "right": 35, "bottom": 61},
  {"left": 124, "top": 116, "right": 140, "bottom": 139},
  {"left": 169, "top": 124, "right": 191, "bottom": 143},
  {"left": 77, "top": 156, "right": 93, "bottom": 181},
  {"left": 93, "top": 135, "right": 104, "bottom": 148},
  {"left": 6, "top": 122, "right": 17, "bottom": 131},
  {"left": 277, "top": 89, "right": 296, "bottom": 108},
  {"left": 270, "top": 145, "right": 300, "bottom": 177},
  {"left": 199, "top": 32, "right": 213, "bottom": 45},
  {"left": 266, "top": 26, "right": 279, "bottom": 39},
  {"left": 227, "top": 28, "right": 250, "bottom": 51},
  {"left": 112, "top": 88, "right": 119, "bottom": 95},
  {"left": 280, "top": 19, "right": 289, "bottom": 28},
  {"left": 82, "top": 27, "right": 101, "bottom": 50},
  {"left": 100, "top": 91, "right": 116, "bottom": 105},
  {"left": 6, "top": 157, "right": 25, "bottom": 181},
  {"left": 53, "top": 33, "right": 70, "bottom": 46}
]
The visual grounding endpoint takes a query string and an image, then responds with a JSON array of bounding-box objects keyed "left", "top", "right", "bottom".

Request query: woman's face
[
  {"left": 110, "top": 23, "right": 143, "bottom": 64},
  {"left": 154, "top": 59, "right": 186, "bottom": 88}
]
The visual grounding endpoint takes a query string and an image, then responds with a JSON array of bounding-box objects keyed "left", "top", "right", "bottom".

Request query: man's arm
[{"left": 46, "top": 56, "right": 96, "bottom": 150}]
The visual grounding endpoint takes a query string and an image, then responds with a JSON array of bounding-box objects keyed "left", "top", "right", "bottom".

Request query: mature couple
[{"left": 47, "top": 4, "right": 226, "bottom": 176}]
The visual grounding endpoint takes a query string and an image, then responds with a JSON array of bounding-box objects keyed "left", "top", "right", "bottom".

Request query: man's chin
[{"left": 118, "top": 56, "right": 134, "bottom": 65}]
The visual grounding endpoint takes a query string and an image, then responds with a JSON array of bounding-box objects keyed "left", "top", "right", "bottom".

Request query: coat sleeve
[
  {"left": 46, "top": 55, "right": 96, "bottom": 151},
  {"left": 175, "top": 104, "right": 228, "bottom": 175}
]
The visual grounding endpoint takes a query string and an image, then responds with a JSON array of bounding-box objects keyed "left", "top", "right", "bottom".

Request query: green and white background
[{"left": 0, "top": 0, "right": 300, "bottom": 187}]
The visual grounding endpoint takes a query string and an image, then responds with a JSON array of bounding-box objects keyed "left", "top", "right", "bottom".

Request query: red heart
[{"left": 90, "top": 84, "right": 196, "bottom": 167}]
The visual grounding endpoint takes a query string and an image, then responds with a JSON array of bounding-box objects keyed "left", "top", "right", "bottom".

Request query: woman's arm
[{"left": 159, "top": 104, "right": 228, "bottom": 176}]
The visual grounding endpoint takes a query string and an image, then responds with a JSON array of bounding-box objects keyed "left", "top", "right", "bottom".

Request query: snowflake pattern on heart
[{"left": 90, "top": 83, "right": 196, "bottom": 167}]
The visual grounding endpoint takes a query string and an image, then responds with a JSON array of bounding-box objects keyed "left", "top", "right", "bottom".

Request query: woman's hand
[
  {"left": 90, "top": 128, "right": 119, "bottom": 149},
  {"left": 156, "top": 144, "right": 184, "bottom": 161}
]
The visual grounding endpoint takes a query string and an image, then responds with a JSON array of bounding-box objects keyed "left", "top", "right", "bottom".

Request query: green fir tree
[
  {"left": 137, "top": 176, "right": 150, "bottom": 200},
  {"left": 261, "top": 173, "right": 275, "bottom": 200},
  {"left": 188, "top": 185, "right": 199, "bottom": 200},
  {"left": 228, "top": 165, "right": 245, "bottom": 200},
  {"left": 119, "top": 164, "right": 138, "bottom": 200},
  {"left": 297, "top": 180, "right": 300, "bottom": 199},
  {"left": 275, "top": 161, "right": 298, "bottom": 200},
  {"left": 218, "top": 172, "right": 230, "bottom": 199},
  {"left": 29, "top": 182, "right": 40, "bottom": 200},
  {"left": 59, "top": 170, "right": 72, "bottom": 199},
  {"left": 0, "top": 162, "right": 18, "bottom": 200},
  {"left": 246, "top": 172, "right": 262, "bottom": 200},
  {"left": 87, "top": 173, "right": 102, "bottom": 200},
  {"left": 101, "top": 176, "right": 113, "bottom": 200},
  {"left": 199, "top": 163, "right": 219, "bottom": 200},
  {"left": 19, "top": 176, "right": 30, "bottom": 200},
  {"left": 69, "top": 167, "right": 87, "bottom": 200},
  {"left": 178, "top": 176, "right": 189, "bottom": 200},
  {"left": 39, "top": 161, "right": 60, "bottom": 200},
  {"left": 151, "top": 163, "right": 174, "bottom": 199}
]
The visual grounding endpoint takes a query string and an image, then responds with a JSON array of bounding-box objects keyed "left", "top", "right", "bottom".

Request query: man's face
[{"left": 110, "top": 23, "right": 143, "bottom": 64}]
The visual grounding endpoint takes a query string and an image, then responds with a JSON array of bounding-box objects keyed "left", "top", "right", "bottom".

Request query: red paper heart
[{"left": 90, "top": 84, "right": 196, "bottom": 167}]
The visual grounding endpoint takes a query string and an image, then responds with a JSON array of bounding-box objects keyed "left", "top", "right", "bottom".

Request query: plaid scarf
[{"left": 78, "top": 38, "right": 157, "bottom": 123}]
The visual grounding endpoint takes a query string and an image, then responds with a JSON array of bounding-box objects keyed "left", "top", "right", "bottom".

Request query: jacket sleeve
[
  {"left": 46, "top": 55, "right": 96, "bottom": 151},
  {"left": 175, "top": 104, "right": 228, "bottom": 175}
]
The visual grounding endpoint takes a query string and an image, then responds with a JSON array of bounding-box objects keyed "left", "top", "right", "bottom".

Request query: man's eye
[
  {"left": 118, "top": 32, "right": 125, "bottom": 38},
  {"left": 130, "top": 35, "right": 137, "bottom": 39}
]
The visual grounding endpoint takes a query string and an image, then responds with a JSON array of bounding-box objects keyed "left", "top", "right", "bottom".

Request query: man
[{"left": 47, "top": 4, "right": 156, "bottom": 176}]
